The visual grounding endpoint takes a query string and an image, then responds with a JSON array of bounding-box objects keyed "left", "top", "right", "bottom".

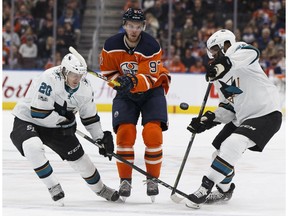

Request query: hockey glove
[
  {"left": 54, "top": 101, "right": 68, "bottom": 116},
  {"left": 114, "top": 73, "right": 138, "bottom": 94},
  {"left": 187, "top": 111, "right": 221, "bottom": 134},
  {"left": 97, "top": 131, "right": 114, "bottom": 161},
  {"left": 57, "top": 111, "right": 76, "bottom": 136},
  {"left": 206, "top": 56, "right": 232, "bottom": 81}
]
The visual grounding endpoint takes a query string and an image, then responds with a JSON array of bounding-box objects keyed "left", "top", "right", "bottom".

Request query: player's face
[
  {"left": 66, "top": 72, "right": 83, "bottom": 89},
  {"left": 124, "top": 21, "right": 144, "bottom": 42},
  {"left": 208, "top": 45, "right": 225, "bottom": 59}
]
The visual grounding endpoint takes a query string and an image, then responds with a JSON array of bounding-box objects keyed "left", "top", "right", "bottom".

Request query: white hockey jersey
[
  {"left": 213, "top": 42, "right": 281, "bottom": 126},
  {"left": 12, "top": 66, "right": 104, "bottom": 139}
]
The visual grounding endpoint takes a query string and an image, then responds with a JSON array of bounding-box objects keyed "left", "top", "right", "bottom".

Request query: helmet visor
[{"left": 206, "top": 47, "right": 219, "bottom": 59}]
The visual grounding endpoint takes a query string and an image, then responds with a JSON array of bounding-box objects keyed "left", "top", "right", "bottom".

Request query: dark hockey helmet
[{"left": 123, "top": 8, "right": 145, "bottom": 23}]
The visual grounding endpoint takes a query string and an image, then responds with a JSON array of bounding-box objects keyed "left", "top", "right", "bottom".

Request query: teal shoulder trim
[{"left": 240, "top": 45, "right": 260, "bottom": 65}]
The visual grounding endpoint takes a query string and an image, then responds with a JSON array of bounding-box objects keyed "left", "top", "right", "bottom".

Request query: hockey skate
[
  {"left": 205, "top": 183, "right": 235, "bottom": 204},
  {"left": 119, "top": 180, "right": 132, "bottom": 202},
  {"left": 145, "top": 179, "right": 159, "bottom": 203},
  {"left": 186, "top": 176, "right": 214, "bottom": 209},
  {"left": 96, "top": 184, "right": 120, "bottom": 202},
  {"left": 48, "top": 183, "right": 65, "bottom": 206}
]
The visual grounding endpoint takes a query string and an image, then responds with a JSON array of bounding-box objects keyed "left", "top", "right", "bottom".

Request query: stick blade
[
  {"left": 170, "top": 193, "right": 185, "bottom": 203},
  {"left": 68, "top": 46, "right": 87, "bottom": 67},
  {"left": 68, "top": 46, "right": 76, "bottom": 54}
]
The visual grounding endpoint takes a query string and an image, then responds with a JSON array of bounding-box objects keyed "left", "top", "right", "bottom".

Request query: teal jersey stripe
[{"left": 241, "top": 45, "right": 260, "bottom": 65}]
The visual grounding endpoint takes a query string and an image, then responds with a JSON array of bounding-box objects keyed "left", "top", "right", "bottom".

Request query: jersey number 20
[{"left": 39, "top": 82, "right": 52, "bottom": 96}]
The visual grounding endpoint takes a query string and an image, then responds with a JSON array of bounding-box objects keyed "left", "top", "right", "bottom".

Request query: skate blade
[
  {"left": 115, "top": 197, "right": 125, "bottom": 203},
  {"left": 54, "top": 198, "right": 65, "bottom": 207},
  {"left": 149, "top": 195, "right": 156, "bottom": 203},
  {"left": 185, "top": 200, "right": 201, "bottom": 209},
  {"left": 120, "top": 196, "right": 128, "bottom": 203},
  {"left": 204, "top": 199, "right": 229, "bottom": 205}
]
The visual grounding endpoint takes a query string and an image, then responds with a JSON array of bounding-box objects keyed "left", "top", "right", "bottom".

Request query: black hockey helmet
[{"left": 123, "top": 8, "right": 145, "bottom": 22}]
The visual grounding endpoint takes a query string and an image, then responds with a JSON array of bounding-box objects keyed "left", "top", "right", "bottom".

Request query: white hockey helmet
[
  {"left": 60, "top": 53, "right": 87, "bottom": 75},
  {"left": 206, "top": 29, "right": 236, "bottom": 58}
]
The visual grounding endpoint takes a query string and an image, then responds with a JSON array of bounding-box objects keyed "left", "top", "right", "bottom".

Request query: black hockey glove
[
  {"left": 114, "top": 73, "right": 138, "bottom": 94},
  {"left": 57, "top": 111, "right": 76, "bottom": 136},
  {"left": 206, "top": 56, "right": 232, "bottom": 81},
  {"left": 54, "top": 101, "right": 68, "bottom": 116},
  {"left": 187, "top": 111, "right": 220, "bottom": 134},
  {"left": 97, "top": 131, "right": 114, "bottom": 161}
]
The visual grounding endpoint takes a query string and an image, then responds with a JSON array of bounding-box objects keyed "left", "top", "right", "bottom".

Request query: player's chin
[
  {"left": 70, "top": 83, "right": 79, "bottom": 89},
  {"left": 128, "top": 35, "right": 139, "bottom": 42}
]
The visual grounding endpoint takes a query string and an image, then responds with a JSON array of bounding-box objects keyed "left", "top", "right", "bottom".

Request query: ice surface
[{"left": 2, "top": 111, "right": 286, "bottom": 216}]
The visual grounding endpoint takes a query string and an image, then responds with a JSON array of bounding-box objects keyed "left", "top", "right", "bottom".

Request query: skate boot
[
  {"left": 145, "top": 179, "right": 159, "bottom": 203},
  {"left": 205, "top": 183, "right": 235, "bottom": 204},
  {"left": 119, "top": 179, "right": 132, "bottom": 202},
  {"left": 48, "top": 183, "right": 65, "bottom": 206},
  {"left": 186, "top": 176, "right": 214, "bottom": 209},
  {"left": 96, "top": 184, "right": 120, "bottom": 201}
]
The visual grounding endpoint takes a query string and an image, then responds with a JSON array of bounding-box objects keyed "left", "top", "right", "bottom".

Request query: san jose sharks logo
[{"left": 219, "top": 77, "right": 243, "bottom": 103}]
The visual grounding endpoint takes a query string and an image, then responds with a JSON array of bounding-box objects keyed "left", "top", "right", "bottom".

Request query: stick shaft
[
  {"left": 171, "top": 82, "right": 213, "bottom": 196},
  {"left": 69, "top": 46, "right": 120, "bottom": 86}
]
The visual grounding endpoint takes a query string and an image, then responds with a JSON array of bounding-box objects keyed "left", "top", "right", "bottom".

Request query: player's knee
[
  {"left": 219, "top": 133, "right": 251, "bottom": 166},
  {"left": 117, "top": 123, "right": 136, "bottom": 147},
  {"left": 142, "top": 122, "right": 162, "bottom": 147},
  {"left": 211, "top": 150, "right": 220, "bottom": 162},
  {"left": 68, "top": 154, "right": 96, "bottom": 177},
  {"left": 22, "top": 137, "right": 44, "bottom": 159}
]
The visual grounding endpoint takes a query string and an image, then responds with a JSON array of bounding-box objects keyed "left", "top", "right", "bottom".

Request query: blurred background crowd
[
  {"left": 2, "top": 0, "right": 86, "bottom": 70},
  {"left": 2, "top": 0, "right": 286, "bottom": 79}
]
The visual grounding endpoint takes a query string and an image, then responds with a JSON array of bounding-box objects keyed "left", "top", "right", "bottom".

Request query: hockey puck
[{"left": 180, "top": 102, "right": 189, "bottom": 110}]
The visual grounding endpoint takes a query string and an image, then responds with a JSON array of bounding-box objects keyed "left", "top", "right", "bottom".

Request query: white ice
[{"left": 2, "top": 110, "right": 286, "bottom": 216}]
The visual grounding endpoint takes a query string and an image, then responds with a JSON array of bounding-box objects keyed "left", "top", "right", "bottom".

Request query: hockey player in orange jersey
[{"left": 100, "top": 8, "right": 171, "bottom": 202}]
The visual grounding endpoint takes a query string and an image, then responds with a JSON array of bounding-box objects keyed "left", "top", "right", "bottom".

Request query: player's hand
[
  {"left": 97, "top": 131, "right": 114, "bottom": 161},
  {"left": 114, "top": 73, "right": 138, "bottom": 93},
  {"left": 206, "top": 56, "right": 232, "bottom": 81},
  {"left": 187, "top": 111, "right": 220, "bottom": 133},
  {"left": 54, "top": 101, "right": 68, "bottom": 116},
  {"left": 57, "top": 111, "right": 76, "bottom": 135}
]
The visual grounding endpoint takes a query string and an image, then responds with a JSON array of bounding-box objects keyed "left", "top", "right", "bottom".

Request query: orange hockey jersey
[{"left": 100, "top": 32, "right": 171, "bottom": 94}]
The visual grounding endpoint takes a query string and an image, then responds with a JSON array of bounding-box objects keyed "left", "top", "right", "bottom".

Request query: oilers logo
[{"left": 120, "top": 62, "right": 138, "bottom": 75}]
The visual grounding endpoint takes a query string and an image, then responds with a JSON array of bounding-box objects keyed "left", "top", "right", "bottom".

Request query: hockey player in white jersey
[
  {"left": 10, "top": 53, "right": 120, "bottom": 204},
  {"left": 185, "top": 29, "right": 282, "bottom": 209}
]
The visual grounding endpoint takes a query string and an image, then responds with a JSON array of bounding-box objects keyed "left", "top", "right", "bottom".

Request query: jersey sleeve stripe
[
  {"left": 31, "top": 107, "right": 53, "bottom": 119},
  {"left": 241, "top": 45, "right": 260, "bottom": 65},
  {"left": 139, "top": 74, "right": 151, "bottom": 89},
  {"left": 81, "top": 113, "right": 100, "bottom": 126}
]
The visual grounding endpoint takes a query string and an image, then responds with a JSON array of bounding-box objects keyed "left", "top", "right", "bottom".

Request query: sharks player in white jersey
[
  {"left": 10, "top": 53, "right": 120, "bottom": 204},
  {"left": 185, "top": 29, "right": 282, "bottom": 209}
]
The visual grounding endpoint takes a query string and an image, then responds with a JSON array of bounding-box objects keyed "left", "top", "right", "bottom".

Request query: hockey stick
[
  {"left": 170, "top": 82, "right": 213, "bottom": 203},
  {"left": 68, "top": 46, "right": 120, "bottom": 86},
  {"left": 76, "top": 129, "right": 191, "bottom": 200}
]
